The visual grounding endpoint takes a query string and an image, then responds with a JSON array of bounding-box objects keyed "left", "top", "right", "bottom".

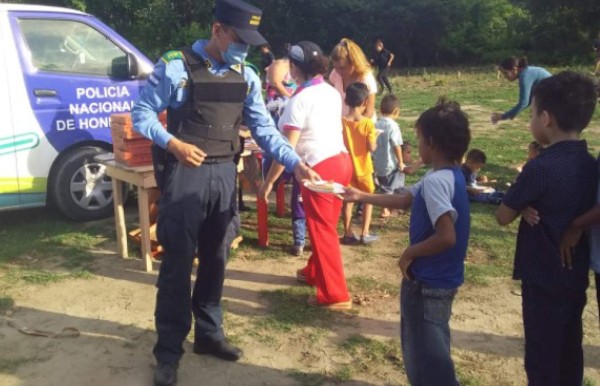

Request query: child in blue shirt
[
  {"left": 461, "top": 149, "right": 505, "bottom": 205},
  {"left": 496, "top": 71, "right": 598, "bottom": 385},
  {"left": 344, "top": 99, "right": 471, "bottom": 386},
  {"left": 373, "top": 94, "right": 405, "bottom": 217}
]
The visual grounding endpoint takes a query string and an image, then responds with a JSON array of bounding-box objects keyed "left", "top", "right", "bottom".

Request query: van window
[{"left": 18, "top": 18, "right": 126, "bottom": 76}]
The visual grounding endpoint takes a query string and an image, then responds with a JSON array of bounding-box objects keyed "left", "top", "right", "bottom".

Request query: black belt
[
  {"left": 202, "top": 156, "right": 234, "bottom": 164},
  {"left": 165, "top": 152, "right": 233, "bottom": 164}
]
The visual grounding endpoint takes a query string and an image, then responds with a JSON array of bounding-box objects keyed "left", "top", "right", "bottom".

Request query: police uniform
[{"left": 131, "top": 0, "right": 301, "bottom": 374}]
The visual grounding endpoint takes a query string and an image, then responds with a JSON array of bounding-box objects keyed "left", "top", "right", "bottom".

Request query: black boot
[
  {"left": 153, "top": 362, "right": 178, "bottom": 386},
  {"left": 193, "top": 339, "right": 243, "bottom": 362}
]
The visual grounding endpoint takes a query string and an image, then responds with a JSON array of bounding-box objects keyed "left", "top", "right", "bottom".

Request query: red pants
[{"left": 300, "top": 152, "right": 353, "bottom": 304}]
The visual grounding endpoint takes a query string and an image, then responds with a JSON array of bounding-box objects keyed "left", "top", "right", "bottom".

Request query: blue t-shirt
[
  {"left": 408, "top": 167, "right": 470, "bottom": 288},
  {"left": 503, "top": 140, "right": 597, "bottom": 293},
  {"left": 373, "top": 117, "right": 403, "bottom": 176},
  {"left": 502, "top": 66, "right": 551, "bottom": 120}
]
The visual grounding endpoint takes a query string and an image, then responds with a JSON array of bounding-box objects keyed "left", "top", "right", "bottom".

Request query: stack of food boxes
[{"left": 110, "top": 113, "right": 166, "bottom": 167}]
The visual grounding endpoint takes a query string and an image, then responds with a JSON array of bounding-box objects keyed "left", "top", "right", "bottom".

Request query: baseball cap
[
  {"left": 214, "top": 0, "right": 267, "bottom": 46},
  {"left": 287, "top": 41, "right": 323, "bottom": 70}
]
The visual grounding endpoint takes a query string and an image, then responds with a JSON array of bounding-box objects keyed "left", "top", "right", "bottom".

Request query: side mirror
[{"left": 111, "top": 52, "right": 139, "bottom": 79}]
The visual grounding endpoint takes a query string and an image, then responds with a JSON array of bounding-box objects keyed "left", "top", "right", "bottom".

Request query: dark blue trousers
[
  {"left": 153, "top": 160, "right": 236, "bottom": 364},
  {"left": 522, "top": 282, "right": 587, "bottom": 386}
]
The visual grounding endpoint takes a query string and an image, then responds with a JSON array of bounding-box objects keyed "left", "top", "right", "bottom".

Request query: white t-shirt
[
  {"left": 329, "top": 69, "right": 378, "bottom": 122},
  {"left": 278, "top": 81, "right": 347, "bottom": 167},
  {"left": 409, "top": 169, "right": 459, "bottom": 226}
]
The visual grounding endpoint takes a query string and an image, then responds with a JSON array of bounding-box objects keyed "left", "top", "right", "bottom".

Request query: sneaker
[
  {"left": 341, "top": 234, "right": 359, "bottom": 245},
  {"left": 291, "top": 244, "right": 304, "bottom": 256},
  {"left": 361, "top": 234, "right": 379, "bottom": 244}
]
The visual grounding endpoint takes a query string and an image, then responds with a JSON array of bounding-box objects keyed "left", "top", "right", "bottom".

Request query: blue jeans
[
  {"left": 262, "top": 156, "right": 306, "bottom": 246},
  {"left": 401, "top": 279, "right": 459, "bottom": 386}
]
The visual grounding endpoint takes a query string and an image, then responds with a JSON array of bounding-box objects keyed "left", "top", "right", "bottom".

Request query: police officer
[{"left": 132, "top": 1, "right": 320, "bottom": 385}]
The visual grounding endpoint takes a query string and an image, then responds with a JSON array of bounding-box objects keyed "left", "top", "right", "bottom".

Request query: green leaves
[{"left": 31, "top": 0, "right": 600, "bottom": 66}]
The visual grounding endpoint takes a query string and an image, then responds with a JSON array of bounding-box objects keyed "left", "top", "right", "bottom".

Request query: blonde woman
[{"left": 329, "top": 38, "right": 378, "bottom": 122}]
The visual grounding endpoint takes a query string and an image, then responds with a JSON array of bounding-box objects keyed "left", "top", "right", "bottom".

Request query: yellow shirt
[{"left": 342, "top": 117, "right": 377, "bottom": 177}]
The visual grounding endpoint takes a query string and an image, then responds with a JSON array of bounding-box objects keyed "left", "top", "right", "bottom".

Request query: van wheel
[{"left": 50, "top": 146, "right": 122, "bottom": 222}]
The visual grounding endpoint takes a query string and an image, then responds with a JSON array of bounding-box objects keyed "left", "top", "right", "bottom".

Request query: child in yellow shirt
[{"left": 341, "top": 83, "right": 378, "bottom": 244}]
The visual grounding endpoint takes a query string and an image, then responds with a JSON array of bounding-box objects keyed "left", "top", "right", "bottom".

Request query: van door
[
  {"left": 0, "top": 13, "right": 21, "bottom": 208},
  {"left": 7, "top": 11, "right": 148, "bottom": 218}
]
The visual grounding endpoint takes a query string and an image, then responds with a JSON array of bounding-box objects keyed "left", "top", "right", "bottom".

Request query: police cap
[{"left": 215, "top": 0, "right": 267, "bottom": 46}]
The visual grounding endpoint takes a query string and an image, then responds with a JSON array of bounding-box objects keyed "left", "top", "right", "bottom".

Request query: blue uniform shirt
[{"left": 132, "top": 40, "right": 301, "bottom": 172}]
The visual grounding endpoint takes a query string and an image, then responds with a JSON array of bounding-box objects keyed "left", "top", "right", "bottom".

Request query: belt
[
  {"left": 202, "top": 156, "right": 234, "bottom": 164},
  {"left": 165, "top": 153, "right": 233, "bottom": 164}
]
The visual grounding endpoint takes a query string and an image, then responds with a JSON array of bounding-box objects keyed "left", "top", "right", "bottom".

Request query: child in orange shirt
[{"left": 341, "top": 83, "right": 379, "bottom": 244}]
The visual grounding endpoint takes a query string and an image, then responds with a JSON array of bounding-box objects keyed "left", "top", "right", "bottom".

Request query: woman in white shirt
[
  {"left": 329, "top": 38, "right": 378, "bottom": 122},
  {"left": 259, "top": 41, "right": 353, "bottom": 310}
]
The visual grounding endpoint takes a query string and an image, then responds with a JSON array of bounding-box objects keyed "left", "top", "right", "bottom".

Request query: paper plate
[
  {"left": 303, "top": 180, "right": 345, "bottom": 194},
  {"left": 474, "top": 186, "right": 495, "bottom": 193}
]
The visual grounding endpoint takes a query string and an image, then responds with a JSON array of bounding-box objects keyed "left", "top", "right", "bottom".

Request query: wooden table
[
  {"left": 98, "top": 150, "right": 284, "bottom": 270},
  {"left": 98, "top": 154, "right": 157, "bottom": 272}
]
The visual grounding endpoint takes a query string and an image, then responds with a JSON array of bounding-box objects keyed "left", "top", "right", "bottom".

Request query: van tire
[{"left": 49, "top": 146, "right": 122, "bottom": 222}]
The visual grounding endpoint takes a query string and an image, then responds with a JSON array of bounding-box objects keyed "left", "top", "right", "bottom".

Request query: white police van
[{"left": 0, "top": 4, "right": 153, "bottom": 221}]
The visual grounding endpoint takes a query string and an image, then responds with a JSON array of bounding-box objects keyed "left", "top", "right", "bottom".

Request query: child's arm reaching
[
  {"left": 399, "top": 212, "right": 456, "bottom": 280},
  {"left": 344, "top": 187, "right": 413, "bottom": 210}
]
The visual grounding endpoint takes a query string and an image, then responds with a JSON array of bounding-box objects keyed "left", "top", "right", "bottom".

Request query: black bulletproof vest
[{"left": 167, "top": 47, "right": 247, "bottom": 159}]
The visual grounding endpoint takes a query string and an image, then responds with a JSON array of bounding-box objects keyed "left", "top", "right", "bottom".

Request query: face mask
[{"left": 221, "top": 42, "right": 249, "bottom": 65}]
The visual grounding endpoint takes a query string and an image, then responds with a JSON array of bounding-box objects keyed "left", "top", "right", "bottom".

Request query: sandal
[{"left": 307, "top": 296, "right": 353, "bottom": 311}]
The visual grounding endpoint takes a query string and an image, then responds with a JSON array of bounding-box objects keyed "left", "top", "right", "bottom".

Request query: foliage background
[{"left": 7, "top": 0, "right": 600, "bottom": 66}]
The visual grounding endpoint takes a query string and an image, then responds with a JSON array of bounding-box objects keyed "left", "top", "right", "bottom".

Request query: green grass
[
  {"left": 0, "top": 208, "right": 111, "bottom": 270},
  {"left": 288, "top": 367, "right": 358, "bottom": 386},
  {"left": 347, "top": 276, "right": 399, "bottom": 297},
  {"left": 584, "top": 376, "right": 597, "bottom": 386},
  {"left": 256, "top": 286, "right": 335, "bottom": 332},
  {"left": 3, "top": 268, "right": 92, "bottom": 285},
  {"left": 288, "top": 370, "right": 328, "bottom": 386},
  {"left": 338, "top": 334, "right": 403, "bottom": 375},
  {"left": 236, "top": 208, "right": 297, "bottom": 260},
  {"left": 456, "top": 368, "right": 485, "bottom": 386}
]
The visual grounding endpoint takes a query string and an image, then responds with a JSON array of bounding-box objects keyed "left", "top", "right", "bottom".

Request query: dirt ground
[{"left": 0, "top": 204, "right": 599, "bottom": 386}]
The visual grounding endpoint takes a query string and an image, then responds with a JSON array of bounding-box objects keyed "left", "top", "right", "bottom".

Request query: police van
[{"left": 0, "top": 4, "right": 153, "bottom": 221}]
